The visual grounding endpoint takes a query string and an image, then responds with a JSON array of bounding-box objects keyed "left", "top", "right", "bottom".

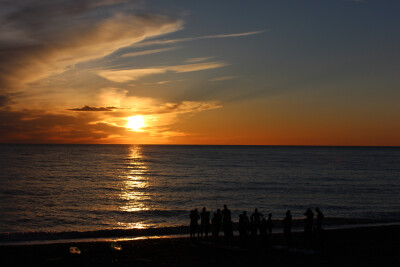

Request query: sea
[{"left": 0, "top": 144, "right": 399, "bottom": 244}]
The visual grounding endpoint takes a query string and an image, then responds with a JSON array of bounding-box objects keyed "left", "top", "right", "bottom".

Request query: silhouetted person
[
  {"left": 304, "top": 208, "right": 314, "bottom": 241},
  {"left": 251, "top": 208, "right": 263, "bottom": 235},
  {"left": 190, "top": 209, "right": 200, "bottom": 239},
  {"left": 315, "top": 207, "right": 325, "bottom": 249},
  {"left": 222, "top": 205, "right": 231, "bottom": 224},
  {"left": 211, "top": 209, "right": 222, "bottom": 240},
  {"left": 260, "top": 217, "right": 268, "bottom": 243},
  {"left": 238, "top": 211, "right": 250, "bottom": 245},
  {"left": 242, "top": 211, "right": 250, "bottom": 235},
  {"left": 283, "top": 210, "right": 292, "bottom": 245},
  {"left": 200, "top": 207, "right": 211, "bottom": 238},
  {"left": 222, "top": 205, "right": 233, "bottom": 242},
  {"left": 250, "top": 216, "right": 257, "bottom": 238},
  {"left": 266, "top": 213, "right": 273, "bottom": 237},
  {"left": 316, "top": 207, "right": 324, "bottom": 231},
  {"left": 239, "top": 214, "right": 244, "bottom": 243}
]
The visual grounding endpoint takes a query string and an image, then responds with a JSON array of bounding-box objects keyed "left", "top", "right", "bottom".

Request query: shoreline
[
  {"left": 2, "top": 220, "right": 400, "bottom": 246},
  {"left": 1, "top": 225, "right": 400, "bottom": 266}
]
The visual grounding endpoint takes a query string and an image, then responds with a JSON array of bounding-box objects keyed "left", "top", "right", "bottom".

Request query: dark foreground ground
[{"left": 1, "top": 225, "right": 400, "bottom": 266}]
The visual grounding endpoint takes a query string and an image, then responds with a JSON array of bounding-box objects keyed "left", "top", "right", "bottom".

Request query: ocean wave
[
  {"left": 116, "top": 209, "right": 189, "bottom": 217},
  {"left": 0, "top": 226, "right": 188, "bottom": 243}
]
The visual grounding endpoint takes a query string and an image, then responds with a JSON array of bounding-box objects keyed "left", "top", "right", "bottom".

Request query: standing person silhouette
[
  {"left": 260, "top": 217, "right": 268, "bottom": 242},
  {"left": 283, "top": 210, "right": 292, "bottom": 245},
  {"left": 315, "top": 207, "right": 324, "bottom": 231},
  {"left": 238, "top": 211, "right": 250, "bottom": 245},
  {"left": 266, "top": 213, "right": 273, "bottom": 237},
  {"left": 190, "top": 209, "right": 200, "bottom": 239},
  {"left": 239, "top": 214, "right": 245, "bottom": 244},
  {"left": 304, "top": 208, "right": 314, "bottom": 245},
  {"left": 242, "top": 211, "right": 250, "bottom": 236},
  {"left": 211, "top": 209, "right": 222, "bottom": 240},
  {"left": 200, "top": 207, "right": 211, "bottom": 238},
  {"left": 251, "top": 208, "right": 263, "bottom": 235},
  {"left": 222, "top": 205, "right": 233, "bottom": 242},
  {"left": 315, "top": 207, "right": 325, "bottom": 249},
  {"left": 304, "top": 208, "right": 314, "bottom": 241},
  {"left": 190, "top": 210, "right": 195, "bottom": 239},
  {"left": 250, "top": 216, "right": 257, "bottom": 238}
]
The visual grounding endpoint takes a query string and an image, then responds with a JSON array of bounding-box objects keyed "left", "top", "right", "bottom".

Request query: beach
[{"left": 2, "top": 225, "right": 400, "bottom": 266}]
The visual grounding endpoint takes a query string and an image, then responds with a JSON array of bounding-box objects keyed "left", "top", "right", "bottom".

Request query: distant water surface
[{"left": 0, "top": 145, "right": 399, "bottom": 237}]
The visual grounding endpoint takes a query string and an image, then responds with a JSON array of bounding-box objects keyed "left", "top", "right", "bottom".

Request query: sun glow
[{"left": 126, "top": 115, "right": 146, "bottom": 131}]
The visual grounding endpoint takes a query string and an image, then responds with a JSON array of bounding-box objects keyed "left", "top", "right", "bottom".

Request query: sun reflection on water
[
  {"left": 119, "top": 145, "right": 150, "bottom": 217},
  {"left": 117, "top": 222, "right": 147, "bottom": 229}
]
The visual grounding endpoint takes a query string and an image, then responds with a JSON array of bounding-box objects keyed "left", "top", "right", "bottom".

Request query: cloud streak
[
  {"left": 67, "top": 105, "right": 119, "bottom": 111},
  {"left": 185, "top": 57, "right": 214, "bottom": 63},
  {"left": 136, "top": 101, "right": 222, "bottom": 116},
  {"left": 133, "top": 30, "right": 265, "bottom": 48},
  {"left": 121, "top": 47, "right": 178, "bottom": 58},
  {"left": 96, "top": 61, "right": 228, "bottom": 82},
  {"left": 97, "top": 68, "right": 168, "bottom": 83},
  {"left": 209, "top": 76, "right": 237, "bottom": 82}
]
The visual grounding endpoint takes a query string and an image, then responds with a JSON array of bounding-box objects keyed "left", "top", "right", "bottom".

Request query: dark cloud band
[{"left": 68, "top": 105, "right": 118, "bottom": 111}]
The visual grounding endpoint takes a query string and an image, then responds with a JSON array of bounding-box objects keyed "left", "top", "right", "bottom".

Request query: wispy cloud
[
  {"left": 96, "top": 61, "right": 227, "bottom": 82},
  {"left": 133, "top": 30, "right": 266, "bottom": 47},
  {"left": 144, "top": 80, "right": 184, "bottom": 85},
  {"left": 185, "top": 57, "right": 214, "bottom": 63},
  {"left": 121, "top": 47, "right": 178, "bottom": 58},
  {"left": 168, "top": 62, "right": 227, "bottom": 73},
  {"left": 201, "top": 31, "right": 266, "bottom": 39},
  {"left": 93, "top": 88, "right": 223, "bottom": 115},
  {"left": 139, "top": 101, "right": 222, "bottom": 115},
  {"left": 97, "top": 68, "right": 167, "bottom": 83},
  {"left": 209, "top": 76, "right": 238, "bottom": 82}
]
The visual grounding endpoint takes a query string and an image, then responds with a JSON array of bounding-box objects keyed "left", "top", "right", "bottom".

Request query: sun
[{"left": 126, "top": 115, "right": 146, "bottom": 131}]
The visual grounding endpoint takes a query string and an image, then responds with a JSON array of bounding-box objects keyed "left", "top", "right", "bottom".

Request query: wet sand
[{"left": 1, "top": 225, "right": 400, "bottom": 266}]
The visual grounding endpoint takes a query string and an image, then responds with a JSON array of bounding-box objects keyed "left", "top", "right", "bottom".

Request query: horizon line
[{"left": 0, "top": 143, "right": 399, "bottom": 148}]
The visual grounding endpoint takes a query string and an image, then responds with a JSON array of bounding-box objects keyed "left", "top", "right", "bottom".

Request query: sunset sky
[{"left": 0, "top": 0, "right": 399, "bottom": 145}]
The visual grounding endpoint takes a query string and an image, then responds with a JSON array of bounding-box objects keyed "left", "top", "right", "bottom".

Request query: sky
[{"left": 0, "top": 0, "right": 399, "bottom": 145}]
